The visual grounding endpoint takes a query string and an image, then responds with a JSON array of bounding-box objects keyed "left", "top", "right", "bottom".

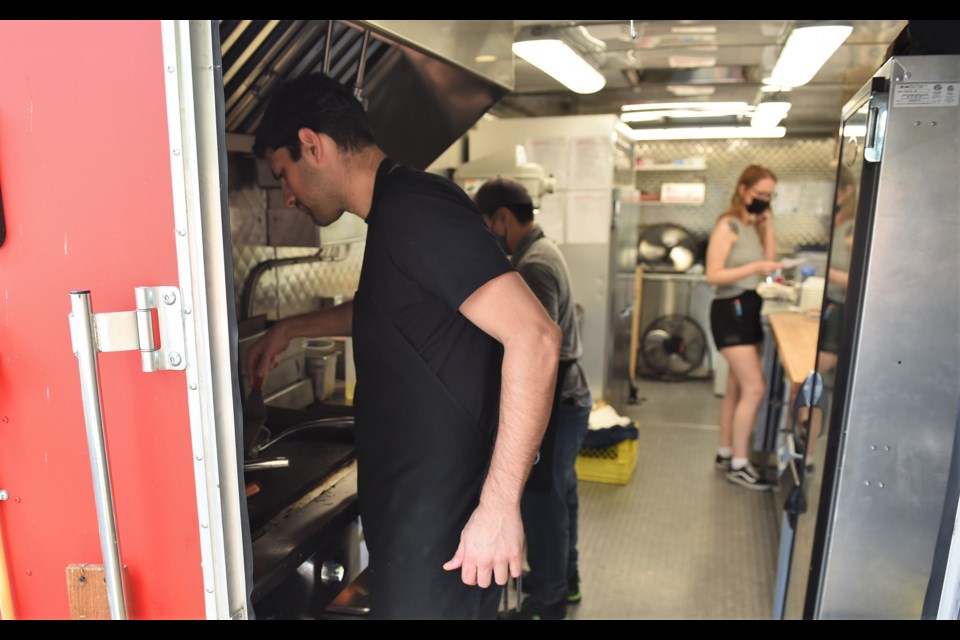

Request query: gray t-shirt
[
  {"left": 713, "top": 216, "right": 765, "bottom": 299},
  {"left": 826, "top": 218, "right": 854, "bottom": 303},
  {"left": 512, "top": 226, "right": 592, "bottom": 407}
]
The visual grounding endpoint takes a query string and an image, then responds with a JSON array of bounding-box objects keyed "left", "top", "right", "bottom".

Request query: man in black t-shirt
[{"left": 245, "top": 73, "right": 562, "bottom": 620}]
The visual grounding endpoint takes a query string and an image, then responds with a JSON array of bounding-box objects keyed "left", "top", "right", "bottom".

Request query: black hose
[{"left": 247, "top": 417, "right": 355, "bottom": 458}]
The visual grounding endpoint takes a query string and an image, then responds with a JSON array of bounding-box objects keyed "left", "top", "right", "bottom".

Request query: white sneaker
[{"left": 726, "top": 462, "right": 774, "bottom": 491}]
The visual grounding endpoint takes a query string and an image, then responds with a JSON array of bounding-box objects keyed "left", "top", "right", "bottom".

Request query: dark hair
[
  {"left": 502, "top": 202, "right": 535, "bottom": 225},
  {"left": 252, "top": 73, "right": 377, "bottom": 160},
  {"left": 717, "top": 164, "right": 778, "bottom": 221},
  {"left": 473, "top": 177, "right": 535, "bottom": 224}
]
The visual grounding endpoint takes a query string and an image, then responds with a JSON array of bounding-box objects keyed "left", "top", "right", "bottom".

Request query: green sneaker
[{"left": 566, "top": 574, "right": 582, "bottom": 604}]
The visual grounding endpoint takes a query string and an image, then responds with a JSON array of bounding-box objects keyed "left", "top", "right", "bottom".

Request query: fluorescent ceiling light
[
  {"left": 621, "top": 107, "right": 752, "bottom": 123},
  {"left": 668, "top": 55, "right": 717, "bottom": 68},
  {"left": 628, "top": 126, "right": 785, "bottom": 141},
  {"left": 767, "top": 21, "right": 853, "bottom": 88},
  {"left": 623, "top": 101, "right": 749, "bottom": 112},
  {"left": 513, "top": 39, "right": 605, "bottom": 94},
  {"left": 671, "top": 25, "right": 717, "bottom": 35},
  {"left": 513, "top": 26, "right": 606, "bottom": 95},
  {"left": 751, "top": 100, "right": 791, "bottom": 128},
  {"left": 667, "top": 84, "right": 716, "bottom": 97}
]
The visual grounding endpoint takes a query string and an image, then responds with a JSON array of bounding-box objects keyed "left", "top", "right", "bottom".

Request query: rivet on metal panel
[
  {"left": 167, "top": 65, "right": 175, "bottom": 73},
  {"left": 201, "top": 522, "right": 208, "bottom": 529},
  {"left": 162, "top": 292, "right": 177, "bottom": 305},
  {"left": 177, "top": 228, "right": 186, "bottom": 236},
  {"left": 206, "top": 587, "right": 214, "bottom": 594},
  {"left": 25, "top": 570, "right": 31, "bottom": 576},
  {"left": 184, "top": 306, "right": 192, "bottom": 314},
  {"left": 1, "top": 416, "right": 7, "bottom": 423},
  {"left": 172, "top": 148, "right": 181, "bottom": 156},
  {"left": 189, "top": 382, "right": 197, "bottom": 390},
  {"left": 195, "top": 453, "right": 203, "bottom": 461},
  {"left": 905, "top": 72, "right": 912, "bottom": 78},
  {"left": 14, "top": 497, "right": 20, "bottom": 503},
  {"left": 0, "top": 490, "right": 8, "bottom": 501},
  {"left": 929, "top": 122, "right": 937, "bottom": 126},
  {"left": 914, "top": 122, "right": 922, "bottom": 126},
  {"left": 870, "top": 444, "right": 876, "bottom": 450},
  {"left": 864, "top": 481, "right": 871, "bottom": 486},
  {"left": 895, "top": 76, "right": 902, "bottom": 81},
  {"left": 884, "top": 446, "right": 890, "bottom": 451},
  {"left": 168, "top": 352, "right": 182, "bottom": 367},
  {"left": 878, "top": 482, "right": 884, "bottom": 488}
]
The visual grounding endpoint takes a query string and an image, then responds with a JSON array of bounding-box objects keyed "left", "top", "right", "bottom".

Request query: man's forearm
[
  {"left": 279, "top": 300, "right": 354, "bottom": 339},
  {"left": 479, "top": 322, "right": 561, "bottom": 509}
]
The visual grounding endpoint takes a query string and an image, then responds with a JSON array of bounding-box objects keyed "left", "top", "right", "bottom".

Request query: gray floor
[{"left": 567, "top": 377, "right": 780, "bottom": 620}]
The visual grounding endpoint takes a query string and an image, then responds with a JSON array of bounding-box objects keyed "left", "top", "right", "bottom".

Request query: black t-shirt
[
  {"left": 354, "top": 158, "right": 514, "bottom": 433},
  {"left": 350, "top": 158, "right": 515, "bottom": 618}
]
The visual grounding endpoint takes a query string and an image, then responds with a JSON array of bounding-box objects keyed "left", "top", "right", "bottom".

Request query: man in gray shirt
[{"left": 474, "top": 178, "right": 592, "bottom": 620}]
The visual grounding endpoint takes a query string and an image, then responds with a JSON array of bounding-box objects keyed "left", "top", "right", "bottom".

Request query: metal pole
[{"left": 68, "top": 291, "right": 128, "bottom": 620}]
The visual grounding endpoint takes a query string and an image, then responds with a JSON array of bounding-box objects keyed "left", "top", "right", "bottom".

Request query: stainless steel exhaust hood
[{"left": 219, "top": 20, "right": 515, "bottom": 169}]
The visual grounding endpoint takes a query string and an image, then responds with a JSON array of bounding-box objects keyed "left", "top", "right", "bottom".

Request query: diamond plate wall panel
[
  {"left": 232, "top": 243, "right": 365, "bottom": 321},
  {"left": 634, "top": 138, "right": 838, "bottom": 253},
  {"left": 229, "top": 162, "right": 268, "bottom": 247}
]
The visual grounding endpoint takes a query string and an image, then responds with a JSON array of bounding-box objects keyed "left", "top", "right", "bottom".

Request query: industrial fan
[
  {"left": 639, "top": 314, "right": 708, "bottom": 380},
  {"left": 637, "top": 223, "right": 699, "bottom": 272}
]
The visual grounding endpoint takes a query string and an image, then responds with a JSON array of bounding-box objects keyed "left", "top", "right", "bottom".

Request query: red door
[{"left": 0, "top": 20, "right": 206, "bottom": 619}]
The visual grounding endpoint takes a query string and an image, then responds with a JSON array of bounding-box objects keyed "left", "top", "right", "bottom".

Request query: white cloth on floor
[{"left": 588, "top": 403, "right": 632, "bottom": 430}]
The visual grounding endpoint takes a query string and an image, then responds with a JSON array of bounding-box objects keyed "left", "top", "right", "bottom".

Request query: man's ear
[{"left": 297, "top": 128, "right": 322, "bottom": 162}]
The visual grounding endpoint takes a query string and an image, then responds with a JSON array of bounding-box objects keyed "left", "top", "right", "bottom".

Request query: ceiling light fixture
[
  {"left": 667, "top": 84, "right": 717, "bottom": 97},
  {"left": 621, "top": 107, "right": 753, "bottom": 123},
  {"left": 628, "top": 126, "right": 785, "bottom": 141},
  {"left": 622, "top": 101, "right": 750, "bottom": 112},
  {"left": 513, "top": 25, "right": 606, "bottom": 95},
  {"left": 751, "top": 94, "right": 792, "bottom": 128},
  {"left": 766, "top": 20, "right": 853, "bottom": 88}
]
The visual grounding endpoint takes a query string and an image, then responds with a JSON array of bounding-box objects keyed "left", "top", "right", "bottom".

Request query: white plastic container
[
  {"left": 304, "top": 338, "right": 338, "bottom": 402},
  {"left": 799, "top": 276, "right": 825, "bottom": 312}
]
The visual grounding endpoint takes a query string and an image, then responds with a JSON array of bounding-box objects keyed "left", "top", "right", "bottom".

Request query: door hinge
[{"left": 70, "top": 286, "right": 187, "bottom": 372}]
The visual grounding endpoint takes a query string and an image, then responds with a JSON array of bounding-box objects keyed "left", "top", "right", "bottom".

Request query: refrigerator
[{"left": 774, "top": 55, "right": 960, "bottom": 619}]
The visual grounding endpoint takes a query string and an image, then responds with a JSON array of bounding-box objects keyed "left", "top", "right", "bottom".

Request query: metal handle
[
  {"left": 243, "top": 458, "right": 289, "bottom": 472},
  {"left": 863, "top": 92, "right": 888, "bottom": 163},
  {"left": 68, "top": 291, "right": 128, "bottom": 620}
]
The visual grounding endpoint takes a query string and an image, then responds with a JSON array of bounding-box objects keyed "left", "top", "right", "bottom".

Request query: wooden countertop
[{"left": 766, "top": 311, "right": 820, "bottom": 387}]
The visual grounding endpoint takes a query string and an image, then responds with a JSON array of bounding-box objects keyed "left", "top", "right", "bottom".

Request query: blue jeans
[{"left": 521, "top": 400, "right": 592, "bottom": 604}]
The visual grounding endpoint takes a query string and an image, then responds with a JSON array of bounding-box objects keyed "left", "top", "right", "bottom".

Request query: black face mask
[
  {"left": 495, "top": 233, "right": 511, "bottom": 256},
  {"left": 746, "top": 198, "right": 770, "bottom": 215},
  {"left": 485, "top": 214, "right": 511, "bottom": 255}
]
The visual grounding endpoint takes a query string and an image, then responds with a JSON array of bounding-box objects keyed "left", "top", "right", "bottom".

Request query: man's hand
[
  {"left": 442, "top": 500, "right": 524, "bottom": 588},
  {"left": 246, "top": 322, "right": 291, "bottom": 383}
]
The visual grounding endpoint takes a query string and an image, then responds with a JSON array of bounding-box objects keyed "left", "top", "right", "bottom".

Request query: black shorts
[
  {"left": 710, "top": 289, "right": 763, "bottom": 350},
  {"left": 820, "top": 299, "right": 845, "bottom": 355}
]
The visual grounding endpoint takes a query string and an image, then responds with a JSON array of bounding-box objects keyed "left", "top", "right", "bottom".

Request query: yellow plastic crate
[{"left": 575, "top": 438, "right": 638, "bottom": 485}]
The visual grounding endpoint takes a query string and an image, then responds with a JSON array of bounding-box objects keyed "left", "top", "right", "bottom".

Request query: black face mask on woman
[{"left": 746, "top": 198, "right": 770, "bottom": 215}]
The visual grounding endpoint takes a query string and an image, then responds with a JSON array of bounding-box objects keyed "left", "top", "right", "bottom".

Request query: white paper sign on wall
[{"left": 660, "top": 182, "right": 706, "bottom": 204}]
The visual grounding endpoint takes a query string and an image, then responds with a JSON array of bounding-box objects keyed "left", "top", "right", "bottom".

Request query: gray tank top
[{"left": 714, "top": 216, "right": 765, "bottom": 299}]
